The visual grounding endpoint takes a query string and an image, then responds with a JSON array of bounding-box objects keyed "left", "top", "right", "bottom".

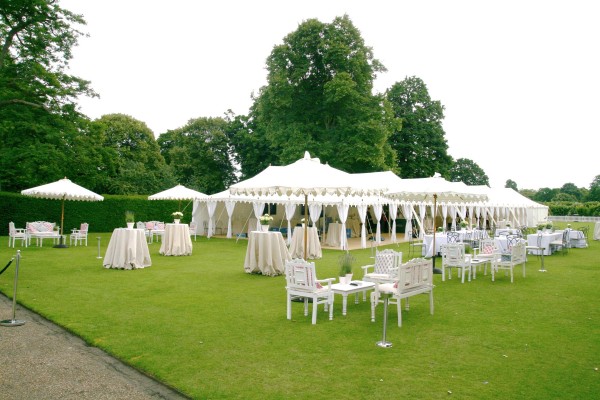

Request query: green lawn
[{"left": 1, "top": 223, "right": 599, "bottom": 399}]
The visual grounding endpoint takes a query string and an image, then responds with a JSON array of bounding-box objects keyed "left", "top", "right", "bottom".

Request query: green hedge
[
  {"left": 547, "top": 201, "right": 600, "bottom": 217},
  {"left": 1, "top": 192, "right": 190, "bottom": 236}
]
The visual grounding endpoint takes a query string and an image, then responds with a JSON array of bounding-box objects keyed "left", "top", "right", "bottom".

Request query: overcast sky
[{"left": 61, "top": 0, "right": 599, "bottom": 191}]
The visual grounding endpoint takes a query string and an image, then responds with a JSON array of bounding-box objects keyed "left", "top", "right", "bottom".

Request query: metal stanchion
[
  {"left": 96, "top": 237, "right": 102, "bottom": 259},
  {"left": 1, "top": 250, "right": 26, "bottom": 327},
  {"left": 376, "top": 292, "right": 392, "bottom": 348}
]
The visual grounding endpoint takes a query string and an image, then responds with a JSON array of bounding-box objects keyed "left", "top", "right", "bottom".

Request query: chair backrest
[
  {"left": 9, "top": 221, "right": 16, "bottom": 234},
  {"left": 189, "top": 222, "right": 198, "bottom": 233},
  {"left": 579, "top": 226, "right": 589, "bottom": 239},
  {"left": 373, "top": 249, "right": 402, "bottom": 275},
  {"left": 536, "top": 233, "right": 543, "bottom": 248},
  {"left": 441, "top": 243, "right": 465, "bottom": 266},
  {"left": 157, "top": 222, "right": 165, "bottom": 230},
  {"left": 137, "top": 221, "right": 146, "bottom": 229},
  {"left": 447, "top": 231, "right": 460, "bottom": 243},
  {"left": 394, "top": 258, "right": 433, "bottom": 292},
  {"left": 285, "top": 258, "right": 319, "bottom": 292},
  {"left": 479, "top": 238, "right": 497, "bottom": 255},
  {"left": 510, "top": 242, "right": 526, "bottom": 264},
  {"left": 146, "top": 221, "right": 155, "bottom": 230},
  {"left": 80, "top": 223, "right": 89, "bottom": 233},
  {"left": 506, "top": 235, "right": 520, "bottom": 250}
]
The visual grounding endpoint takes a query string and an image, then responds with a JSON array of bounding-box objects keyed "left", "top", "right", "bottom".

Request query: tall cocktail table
[{"left": 331, "top": 281, "right": 376, "bottom": 316}]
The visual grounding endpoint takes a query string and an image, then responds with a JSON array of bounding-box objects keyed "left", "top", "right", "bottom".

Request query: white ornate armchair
[
  {"left": 285, "top": 258, "right": 335, "bottom": 324},
  {"left": 189, "top": 221, "right": 198, "bottom": 241},
  {"left": 361, "top": 249, "right": 402, "bottom": 284},
  {"left": 8, "top": 222, "right": 28, "bottom": 248},
  {"left": 441, "top": 243, "right": 470, "bottom": 283},
  {"left": 69, "top": 223, "right": 89, "bottom": 246},
  {"left": 370, "top": 258, "right": 434, "bottom": 327},
  {"left": 491, "top": 242, "right": 527, "bottom": 283}
]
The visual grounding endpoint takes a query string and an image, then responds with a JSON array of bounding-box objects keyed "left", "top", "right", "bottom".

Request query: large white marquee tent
[{"left": 192, "top": 153, "right": 548, "bottom": 249}]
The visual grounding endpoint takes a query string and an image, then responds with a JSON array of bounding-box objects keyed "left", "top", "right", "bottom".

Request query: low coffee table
[{"left": 331, "top": 281, "right": 376, "bottom": 316}]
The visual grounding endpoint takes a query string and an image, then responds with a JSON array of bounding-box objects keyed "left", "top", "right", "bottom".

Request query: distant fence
[{"left": 548, "top": 216, "right": 600, "bottom": 223}]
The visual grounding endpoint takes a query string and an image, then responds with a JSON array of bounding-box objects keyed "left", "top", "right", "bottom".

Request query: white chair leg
[
  {"left": 286, "top": 294, "right": 292, "bottom": 320},
  {"left": 397, "top": 298, "right": 402, "bottom": 327},
  {"left": 311, "top": 300, "right": 318, "bottom": 324},
  {"left": 328, "top": 295, "right": 334, "bottom": 321}
]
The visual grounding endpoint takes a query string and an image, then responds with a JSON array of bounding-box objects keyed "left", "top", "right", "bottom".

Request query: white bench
[{"left": 26, "top": 221, "right": 61, "bottom": 246}]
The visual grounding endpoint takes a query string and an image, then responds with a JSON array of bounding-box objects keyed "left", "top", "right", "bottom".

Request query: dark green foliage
[
  {"left": 158, "top": 117, "right": 235, "bottom": 194},
  {"left": 386, "top": 76, "right": 453, "bottom": 178},
  {"left": 449, "top": 158, "right": 490, "bottom": 186},
  {"left": 233, "top": 15, "right": 398, "bottom": 176}
]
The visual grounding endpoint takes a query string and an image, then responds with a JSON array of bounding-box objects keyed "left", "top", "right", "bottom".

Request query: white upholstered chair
[
  {"left": 370, "top": 258, "right": 434, "bottom": 327},
  {"left": 285, "top": 258, "right": 335, "bottom": 324},
  {"left": 361, "top": 249, "right": 402, "bottom": 284},
  {"left": 69, "top": 223, "right": 89, "bottom": 246},
  {"left": 441, "top": 243, "right": 471, "bottom": 283}
]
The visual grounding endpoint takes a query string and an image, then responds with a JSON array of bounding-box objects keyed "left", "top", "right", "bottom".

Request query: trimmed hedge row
[
  {"left": 546, "top": 201, "right": 600, "bottom": 217},
  {"left": 1, "top": 192, "right": 187, "bottom": 236}
]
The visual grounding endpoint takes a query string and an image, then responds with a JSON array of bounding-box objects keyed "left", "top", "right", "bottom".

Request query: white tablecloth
[
  {"left": 325, "top": 222, "right": 343, "bottom": 247},
  {"left": 244, "top": 231, "right": 291, "bottom": 276},
  {"left": 526, "top": 232, "right": 563, "bottom": 255},
  {"left": 103, "top": 228, "right": 151, "bottom": 269},
  {"left": 159, "top": 223, "right": 193, "bottom": 256},
  {"left": 595, "top": 222, "right": 600, "bottom": 240},
  {"left": 289, "top": 226, "right": 322, "bottom": 259}
]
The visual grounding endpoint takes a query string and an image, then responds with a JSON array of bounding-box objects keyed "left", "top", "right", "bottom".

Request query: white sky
[{"left": 61, "top": 0, "right": 599, "bottom": 191}]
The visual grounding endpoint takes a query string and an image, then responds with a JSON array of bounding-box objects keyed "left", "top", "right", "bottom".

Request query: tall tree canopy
[
  {"left": 158, "top": 117, "right": 235, "bottom": 194},
  {"left": 93, "top": 114, "right": 175, "bottom": 194},
  {"left": 505, "top": 179, "right": 518, "bottom": 190},
  {"left": 0, "top": 0, "right": 100, "bottom": 191},
  {"left": 386, "top": 76, "right": 452, "bottom": 178},
  {"left": 449, "top": 158, "right": 489, "bottom": 186},
  {"left": 587, "top": 175, "right": 600, "bottom": 202},
  {"left": 234, "top": 15, "right": 398, "bottom": 176}
]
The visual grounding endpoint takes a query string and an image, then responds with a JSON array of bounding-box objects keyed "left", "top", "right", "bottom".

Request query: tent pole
[
  {"left": 432, "top": 194, "right": 441, "bottom": 274},
  {"left": 54, "top": 196, "right": 68, "bottom": 248},
  {"left": 303, "top": 194, "right": 308, "bottom": 260}
]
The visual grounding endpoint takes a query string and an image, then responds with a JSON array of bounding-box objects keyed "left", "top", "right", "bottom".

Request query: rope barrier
[{"left": 0, "top": 257, "right": 14, "bottom": 276}]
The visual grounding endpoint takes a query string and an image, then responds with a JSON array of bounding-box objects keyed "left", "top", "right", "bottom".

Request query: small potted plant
[
  {"left": 459, "top": 220, "right": 468, "bottom": 230},
  {"left": 338, "top": 252, "right": 355, "bottom": 284},
  {"left": 537, "top": 223, "right": 545, "bottom": 232},
  {"left": 436, "top": 226, "right": 443, "bottom": 233},
  {"left": 172, "top": 211, "right": 183, "bottom": 224},
  {"left": 259, "top": 214, "right": 273, "bottom": 231},
  {"left": 545, "top": 221, "right": 553, "bottom": 232},
  {"left": 125, "top": 211, "right": 135, "bottom": 229}
]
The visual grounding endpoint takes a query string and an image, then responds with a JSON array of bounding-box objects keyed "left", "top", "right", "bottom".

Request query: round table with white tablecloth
[
  {"left": 103, "top": 228, "right": 151, "bottom": 269},
  {"left": 159, "top": 223, "right": 193, "bottom": 256},
  {"left": 244, "top": 231, "right": 291, "bottom": 276},
  {"left": 289, "top": 226, "right": 322, "bottom": 259}
]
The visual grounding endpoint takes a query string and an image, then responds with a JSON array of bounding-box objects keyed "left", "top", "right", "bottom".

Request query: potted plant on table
[
  {"left": 459, "top": 220, "right": 468, "bottom": 230},
  {"left": 125, "top": 211, "right": 135, "bottom": 229},
  {"left": 259, "top": 214, "right": 273, "bottom": 231},
  {"left": 338, "top": 252, "right": 355, "bottom": 284},
  {"left": 172, "top": 211, "right": 183, "bottom": 224}
]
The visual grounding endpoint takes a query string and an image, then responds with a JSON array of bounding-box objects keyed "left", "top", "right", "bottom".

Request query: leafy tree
[
  {"left": 93, "top": 114, "right": 176, "bottom": 194},
  {"left": 158, "top": 117, "right": 235, "bottom": 194},
  {"left": 0, "top": 0, "right": 100, "bottom": 192},
  {"left": 587, "top": 175, "right": 600, "bottom": 202},
  {"left": 553, "top": 192, "right": 577, "bottom": 202},
  {"left": 519, "top": 188, "right": 536, "bottom": 200},
  {"left": 505, "top": 179, "right": 518, "bottom": 190},
  {"left": 559, "top": 182, "right": 582, "bottom": 201},
  {"left": 386, "top": 76, "right": 453, "bottom": 178},
  {"left": 534, "top": 187, "right": 557, "bottom": 202},
  {"left": 240, "top": 15, "right": 398, "bottom": 176},
  {"left": 449, "top": 158, "right": 489, "bottom": 186}
]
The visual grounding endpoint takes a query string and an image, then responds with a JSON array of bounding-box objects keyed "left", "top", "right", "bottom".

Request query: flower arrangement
[
  {"left": 172, "top": 211, "right": 183, "bottom": 218},
  {"left": 459, "top": 220, "right": 468, "bottom": 228},
  {"left": 545, "top": 221, "right": 553, "bottom": 229},
  {"left": 437, "top": 227, "right": 443, "bottom": 233},
  {"left": 259, "top": 214, "right": 273, "bottom": 225},
  {"left": 537, "top": 223, "right": 546, "bottom": 231},
  {"left": 125, "top": 211, "right": 135, "bottom": 223}
]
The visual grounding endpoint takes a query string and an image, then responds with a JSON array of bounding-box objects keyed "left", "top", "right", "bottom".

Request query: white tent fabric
[
  {"left": 148, "top": 184, "right": 207, "bottom": 201},
  {"left": 21, "top": 177, "right": 104, "bottom": 240}
]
